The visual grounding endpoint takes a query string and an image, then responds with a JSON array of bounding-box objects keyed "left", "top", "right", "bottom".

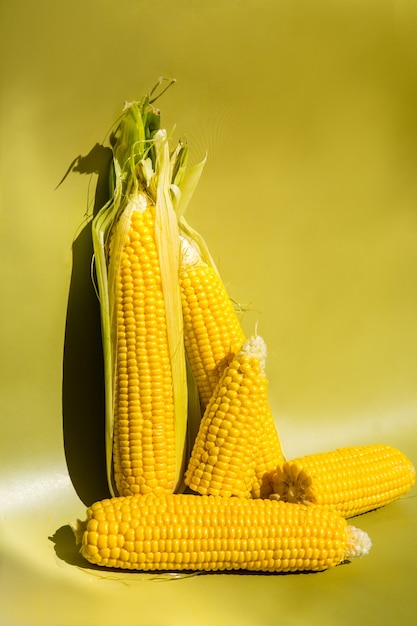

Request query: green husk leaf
[
  {"left": 169, "top": 139, "right": 206, "bottom": 219},
  {"left": 91, "top": 199, "right": 115, "bottom": 493},
  {"left": 153, "top": 128, "right": 188, "bottom": 490}
]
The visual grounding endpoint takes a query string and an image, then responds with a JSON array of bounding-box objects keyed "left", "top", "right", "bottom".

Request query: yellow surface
[{"left": 1, "top": 1, "right": 417, "bottom": 625}]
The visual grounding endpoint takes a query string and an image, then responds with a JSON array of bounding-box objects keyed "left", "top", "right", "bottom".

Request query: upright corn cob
[
  {"left": 106, "top": 194, "right": 179, "bottom": 496},
  {"left": 92, "top": 83, "right": 191, "bottom": 496},
  {"left": 179, "top": 235, "right": 246, "bottom": 408},
  {"left": 75, "top": 493, "right": 371, "bottom": 572},
  {"left": 268, "top": 444, "right": 416, "bottom": 517},
  {"left": 185, "top": 335, "right": 284, "bottom": 498}
]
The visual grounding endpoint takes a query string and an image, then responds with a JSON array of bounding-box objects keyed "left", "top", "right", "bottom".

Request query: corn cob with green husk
[
  {"left": 92, "top": 79, "right": 205, "bottom": 497},
  {"left": 267, "top": 444, "right": 416, "bottom": 517},
  {"left": 74, "top": 493, "right": 372, "bottom": 573}
]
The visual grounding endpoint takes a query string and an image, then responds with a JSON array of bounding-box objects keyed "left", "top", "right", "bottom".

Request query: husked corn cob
[
  {"left": 185, "top": 335, "right": 283, "bottom": 498},
  {"left": 179, "top": 235, "right": 246, "bottom": 408},
  {"left": 107, "top": 196, "right": 177, "bottom": 496},
  {"left": 76, "top": 493, "right": 371, "bottom": 572},
  {"left": 268, "top": 444, "right": 416, "bottom": 518}
]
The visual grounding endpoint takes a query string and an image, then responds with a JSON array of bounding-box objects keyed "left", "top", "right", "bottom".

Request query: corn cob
[
  {"left": 184, "top": 335, "right": 283, "bottom": 498},
  {"left": 107, "top": 195, "right": 180, "bottom": 496},
  {"left": 75, "top": 493, "right": 371, "bottom": 572},
  {"left": 92, "top": 83, "right": 190, "bottom": 496},
  {"left": 179, "top": 235, "right": 246, "bottom": 408},
  {"left": 185, "top": 335, "right": 266, "bottom": 498},
  {"left": 268, "top": 444, "right": 416, "bottom": 517}
]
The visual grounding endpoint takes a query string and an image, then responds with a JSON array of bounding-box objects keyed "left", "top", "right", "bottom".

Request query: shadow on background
[
  {"left": 62, "top": 144, "right": 113, "bottom": 506},
  {"left": 49, "top": 524, "right": 88, "bottom": 568}
]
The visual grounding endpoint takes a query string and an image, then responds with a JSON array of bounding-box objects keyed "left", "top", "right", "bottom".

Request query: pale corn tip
[
  {"left": 129, "top": 192, "right": 148, "bottom": 213},
  {"left": 179, "top": 235, "right": 202, "bottom": 266},
  {"left": 239, "top": 335, "right": 267, "bottom": 373},
  {"left": 345, "top": 526, "right": 372, "bottom": 560}
]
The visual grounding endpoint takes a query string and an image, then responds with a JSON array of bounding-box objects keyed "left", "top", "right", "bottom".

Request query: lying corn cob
[
  {"left": 75, "top": 493, "right": 371, "bottom": 572},
  {"left": 92, "top": 82, "right": 194, "bottom": 496},
  {"left": 185, "top": 335, "right": 284, "bottom": 498},
  {"left": 268, "top": 444, "right": 416, "bottom": 517},
  {"left": 179, "top": 235, "right": 246, "bottom": 408}
]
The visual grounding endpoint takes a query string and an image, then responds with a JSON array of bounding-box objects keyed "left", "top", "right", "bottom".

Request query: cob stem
[{"left": 270, "top": 463, "right": 317, "bottom": 505}]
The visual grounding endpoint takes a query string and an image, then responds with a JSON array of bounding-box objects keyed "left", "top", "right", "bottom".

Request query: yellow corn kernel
[
  {"left": 76, "top": 493, "right": 371, "bottom": 572},
  {"left": 107, "top": 196, "right": 176, "bottom": 497},
  {"left": 179, "top": 236, "right": 246, "bottom": 408},
  {"left": 268, "top": 444, "right": 416, "bottom": 517},
  {"left": 185, "top": 335, "right": 282, "bottom": 498}
]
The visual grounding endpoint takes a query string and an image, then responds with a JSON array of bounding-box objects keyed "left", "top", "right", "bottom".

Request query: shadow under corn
[{"left": 62, "top": 144, "right": 113, "bottom": 506}]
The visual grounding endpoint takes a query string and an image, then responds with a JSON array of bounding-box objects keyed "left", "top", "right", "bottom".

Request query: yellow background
[{"left": 1, "top": 1, "right": 416, "bottom": 624}]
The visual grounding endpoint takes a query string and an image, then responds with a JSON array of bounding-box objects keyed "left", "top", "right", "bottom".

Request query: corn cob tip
[
  {"left": 239, "top": 335, "right": 267, "bottom": 373},
  {"left": 345, "top": 525, "right": 372, "bottom": 560},
  {"left": 180, "top": 236, "right": 201, "bottom": 266}
]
